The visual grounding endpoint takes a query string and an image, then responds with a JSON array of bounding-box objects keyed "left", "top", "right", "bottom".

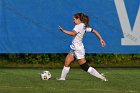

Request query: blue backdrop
[{"left": 0, "top": 0, "right": 140, "bottom": 53}]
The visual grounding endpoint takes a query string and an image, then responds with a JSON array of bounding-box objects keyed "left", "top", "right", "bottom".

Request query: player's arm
[
  {"left": 86, "top": 28, "right": 106, "bottom": 47},
  {"left": 92, "top": 29, "right": 102, "bottom": 40},
  {"left": 58, "top": 25, "right": 77, "bottom": 36},
  {"left": 92, "top": 29, "right": 106, "bottom": 47}
]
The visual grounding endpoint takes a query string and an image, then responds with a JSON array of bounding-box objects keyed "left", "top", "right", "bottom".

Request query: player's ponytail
[{"left": 83, "top": 14, "right": 90, "bottom": 27}]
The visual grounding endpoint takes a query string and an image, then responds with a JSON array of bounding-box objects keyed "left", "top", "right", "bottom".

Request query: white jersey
[
  {"left": 70, "top": 23, "right": 92, "bottom": 59},
  {"left": 70, "top": 23, "right": 92, "bottom": 50}
]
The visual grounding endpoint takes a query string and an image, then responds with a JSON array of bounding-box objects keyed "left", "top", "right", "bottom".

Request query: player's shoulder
[
  {"left": 79, "top": 23, "right": 85, "bottom": 26},
  {"left": 76, "top": 23, "right": 85, "bottom": 27},
  {"left": 76, "top": 23, "right": 85, "bottom": 30}
]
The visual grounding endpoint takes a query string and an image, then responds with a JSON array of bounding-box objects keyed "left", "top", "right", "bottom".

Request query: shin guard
[{"left": 80, "top": 63, "right": 89, "bottom": 72}]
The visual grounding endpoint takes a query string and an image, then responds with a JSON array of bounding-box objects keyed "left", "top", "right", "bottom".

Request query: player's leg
[
  {"left": 75, "top": 49, "right": 107, "bottom": 81},
  {"left": 58, "top": 52, "right": 74, "bottom": 80},
  {"left": 78, "top": 59, "right": 107, "bottom": 81},
  {"left": 64, "top": 52, "right": 75, "bottom": 67}
]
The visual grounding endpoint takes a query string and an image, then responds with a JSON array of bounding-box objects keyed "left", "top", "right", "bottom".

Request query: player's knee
[
  {"left": 64, "top": 62, "right": 71, "bottom": 67},
  {"left": 64, "top": 60, "right": 73, "bottom": 67},
  {"left": 80, "top": 63, "right": 89, "bottom": 72}
]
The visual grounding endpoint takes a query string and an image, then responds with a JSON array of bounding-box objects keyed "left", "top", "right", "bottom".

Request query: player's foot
[
  {"left": 101, "top": 76, "right": 108, "bottom": 81},
  {"left": 100, "top": 73, "right": 108, "bottom": 81},
  {"left": 56, "top": 78, "right": 66, "bottom": 80}
]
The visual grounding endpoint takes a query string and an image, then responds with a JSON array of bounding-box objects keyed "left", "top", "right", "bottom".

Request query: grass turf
[{"left": 0, "top": 68, "right": 139, "bottom": 93}]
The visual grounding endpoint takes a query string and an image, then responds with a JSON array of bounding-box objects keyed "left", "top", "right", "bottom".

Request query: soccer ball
[{"left": 41, "top": 71, "right": 51, "bottom": 80}]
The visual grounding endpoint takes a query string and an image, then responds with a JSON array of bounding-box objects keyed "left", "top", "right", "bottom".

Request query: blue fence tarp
[{"left": 0, "top": 0, "right": 140, "bottom": 53}]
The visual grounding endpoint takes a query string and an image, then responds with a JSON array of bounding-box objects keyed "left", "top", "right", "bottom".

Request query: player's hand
[
  {"left": 58, "top": 25, "right": 63, "bottom": 32},
  {"left": 100, "top": 39, "right": 106, "bottom": 47}
]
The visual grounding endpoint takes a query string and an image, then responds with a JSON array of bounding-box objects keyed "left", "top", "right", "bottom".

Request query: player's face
[{"left": 73, "top": 17, "right": 81, "bottom": 25}]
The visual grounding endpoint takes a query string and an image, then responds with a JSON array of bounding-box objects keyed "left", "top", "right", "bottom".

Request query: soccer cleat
[
  {"left": 100, "top": 73, "right": 108, "bottom": 81},
  {"left": 56, "top": 78, "right": 66, "bottom": 80},
  {"left": 101, "top": 76, "right": 108, "bottom": 81}
]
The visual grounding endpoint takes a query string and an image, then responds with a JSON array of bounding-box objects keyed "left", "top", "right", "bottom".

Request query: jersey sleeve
[
  {"left": 73, "top": 24, "right": 82, "bottom": 33},
  {"left": 85, "top": 27, "right": 93, "bottom": 32}
]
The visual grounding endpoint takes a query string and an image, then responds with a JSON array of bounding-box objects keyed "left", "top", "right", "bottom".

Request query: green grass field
[{"left": 0, "top": 68, "right": 140, "bottom": 93}]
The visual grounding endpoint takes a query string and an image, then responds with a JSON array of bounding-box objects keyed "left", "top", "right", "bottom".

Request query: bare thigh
[
  {"left": 64, "top": 53, "right": 74, "bottom": 67},
  {"left": 78, "top": 58, "right": 86, "bottom": 65}
]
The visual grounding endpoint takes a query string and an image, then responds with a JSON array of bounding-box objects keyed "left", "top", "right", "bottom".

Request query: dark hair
[{"left": 74, "top": 13, "right": 89, "bottom": 27}]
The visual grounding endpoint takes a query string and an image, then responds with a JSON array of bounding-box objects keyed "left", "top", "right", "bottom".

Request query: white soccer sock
[
  {"left": 60, "top": 66, "right": 70, "bottom": 79},
  {"left": 87, "top": 67, "right": 103, "bottom": 79}
]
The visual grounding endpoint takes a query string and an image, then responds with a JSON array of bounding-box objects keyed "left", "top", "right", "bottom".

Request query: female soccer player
[{"left": 58, "top": 13, "right": 107, "bottom": 81}]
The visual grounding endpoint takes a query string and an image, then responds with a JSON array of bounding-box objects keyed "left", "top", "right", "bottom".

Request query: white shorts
[{"left": 70, "top": 49, "right": 85, "bottom": 60}]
